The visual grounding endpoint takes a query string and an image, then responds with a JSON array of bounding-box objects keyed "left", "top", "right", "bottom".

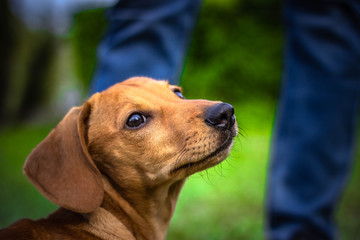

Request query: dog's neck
[{"left": 97, "top": 176, "right": 186, "bottom": 240}]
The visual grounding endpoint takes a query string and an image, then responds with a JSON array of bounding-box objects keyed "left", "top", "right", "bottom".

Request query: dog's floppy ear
[{"left": 23, "top": 102, "right": 103, "bottom": 213}]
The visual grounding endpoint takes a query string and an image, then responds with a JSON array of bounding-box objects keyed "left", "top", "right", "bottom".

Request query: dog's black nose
[{"left": 205, "top": 103, "right": 235, "bottom": 131}]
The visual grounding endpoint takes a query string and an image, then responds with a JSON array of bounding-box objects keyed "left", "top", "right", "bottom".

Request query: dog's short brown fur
[{"left": 0, "top": 77, "right": 237, "bottom": 240}]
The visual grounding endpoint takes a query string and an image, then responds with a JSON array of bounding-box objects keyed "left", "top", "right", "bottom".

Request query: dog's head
[{"left": 24, "top": 77, "right": 238, "bottom": 213}]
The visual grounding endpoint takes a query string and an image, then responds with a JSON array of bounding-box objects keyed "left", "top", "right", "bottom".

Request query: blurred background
[{"left": 0, "top": 0, "right": 359, "bottom": 239}]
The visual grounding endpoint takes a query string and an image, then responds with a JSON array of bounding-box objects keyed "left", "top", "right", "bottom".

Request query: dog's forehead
[
  {"left": 105, "top": 78, "right": 179, "bottom": 100},
  {"left": 117, "top": 77, "right": 172, "bottom": 89},
  {"left": 90, "top": 77, "right": 181, "bottom": 113}
]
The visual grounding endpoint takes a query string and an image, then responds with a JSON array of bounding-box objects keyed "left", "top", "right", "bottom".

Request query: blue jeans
[
  {"left": 90, "top": 0, "right": 202, "bottom": 93},
  {"left": 266, "top": 0, "right": 360, "bottom": 239}
]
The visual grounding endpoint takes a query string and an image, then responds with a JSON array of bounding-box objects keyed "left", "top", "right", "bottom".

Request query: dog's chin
[{"left": 170, "top": 137, "right": 234, "bottom": 176}]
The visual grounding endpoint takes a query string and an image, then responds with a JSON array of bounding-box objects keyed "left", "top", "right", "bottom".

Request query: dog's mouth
[{"left": 170, "top": 134, "right": 234, "bottom": 174}]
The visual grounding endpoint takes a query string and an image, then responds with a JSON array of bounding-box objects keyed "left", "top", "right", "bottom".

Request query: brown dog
[{"left": 0, "top": 77, "right": 237, "bottom": 240}]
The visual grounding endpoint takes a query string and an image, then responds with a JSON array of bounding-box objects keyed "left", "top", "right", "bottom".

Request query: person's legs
[
  {"left": 266, "top": 0, "right": 360, "bottom": 239},
  {"left": 90, "top": 0, "right": 202, "bottom": 93}
]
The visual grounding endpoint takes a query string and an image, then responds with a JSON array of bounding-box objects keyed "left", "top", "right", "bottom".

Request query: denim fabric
[
  {"left": 90, "top": 0, "right": 202, "bottom": 93},
  {"left": 266, "top": 0, "right": 360, "bottom": 239}
]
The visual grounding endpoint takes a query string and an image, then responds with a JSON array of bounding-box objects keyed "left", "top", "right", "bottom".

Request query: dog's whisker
[
  {"left": 174, "top": 148, "right": 189, "bottom": 167},
  {"left": 217, "top": 164, "right": 225, "bottom": 177},
  {"left": 168, "top": 144, "right": 187, "bottom": 161},
  {"left": 237, "top": 127, "right": 247, "bottom": 139},
  {"left": 198, "top": 170, "right": 213, "bottom": 185},
  {"left": 205, "top": 170, "right": 214, "bottom": 185}
]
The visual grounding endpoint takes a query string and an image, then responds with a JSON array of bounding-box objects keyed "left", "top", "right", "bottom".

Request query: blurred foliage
[
  {"left": 0, "top": 0, "right": 57, "bottom": 124},
  {"left": 71, "top": 9, "right": 107, "bottom": 91},
  {"left": 182, "top": 0, "right": 283, "bottom": 103}
]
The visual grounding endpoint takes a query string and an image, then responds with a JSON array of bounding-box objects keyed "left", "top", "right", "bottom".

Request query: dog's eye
[
  {"left": 173, "top": 90, "right": 185, "bottom": 99},
  {"left": 126, "top": 113, "right": 146, "bottom": 128}
]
